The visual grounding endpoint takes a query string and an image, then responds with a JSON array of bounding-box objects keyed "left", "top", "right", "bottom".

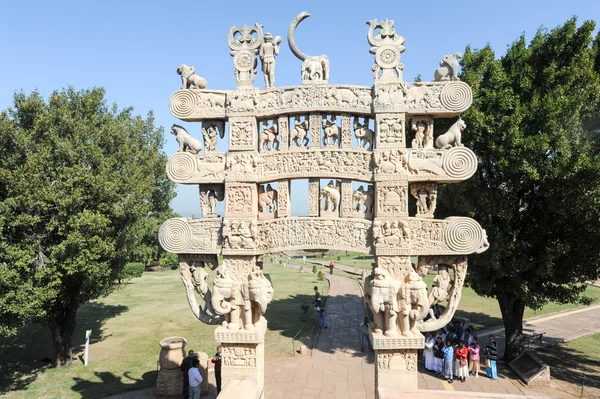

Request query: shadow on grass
[
  {"left": 535, "top": 343, "right": 600, "bottom": 392},
  {"left": 71, "top": 370, "right": 157, "bottom": 399},
  {"left": 0, "top": 302, "right": 128, "bottom": 394}
]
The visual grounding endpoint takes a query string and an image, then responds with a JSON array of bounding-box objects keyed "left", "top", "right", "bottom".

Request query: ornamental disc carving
[
  {"left": 444, "top": 217, "right": 484, "bottom": 254},
  {"left": 167, "top": 152, "right": 196, "bottom": 181},
  {"left": 233, "top": 50, "right": 256, "bottom": 72},
  {"left": 159, "top": 219, "right": 192, "bottom": 253},
  {"left": 440, "top": 81, "right": 472, "bottom": 112},
  {"left": 170, "top": 90, "right": 197, "bottom": 118},
  {"left": 442, "top": 146, "right": 478, "bottom": 180},
  {"left": 375, "top": 46, "right": 400, "bottom": 69}
]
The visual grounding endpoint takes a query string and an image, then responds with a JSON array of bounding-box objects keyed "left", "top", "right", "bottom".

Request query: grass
[{"left": 0, "top": 262, "right": 327, "bottom": 399}]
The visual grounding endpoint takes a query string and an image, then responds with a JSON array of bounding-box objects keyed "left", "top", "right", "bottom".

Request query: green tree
[
  {"left": 438, "top": 19, "right": 600, "bottom": 361},
  {"left": 0, "top": 87, "right": 175, "bottom": 366}
]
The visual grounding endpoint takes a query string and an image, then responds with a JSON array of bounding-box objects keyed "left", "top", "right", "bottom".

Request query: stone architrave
[
  {"left": 161, "top": 12, "right": 488, "bottom": 398},
  {"left": 308, "top": 178, "right": 320, "bottom": 217}
]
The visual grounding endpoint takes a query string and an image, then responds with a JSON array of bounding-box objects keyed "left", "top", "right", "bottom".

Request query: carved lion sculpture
[
  {"left": 177, "top": 64, "right": 208, "bottom": 89},
  {"left": 171, "top": 124, "right": 203, "bottom": 154},
  {"left": 434, "top": 53, "right": 463, "bottom": 81},
  {"left": 435, "top": 119, "right": 466, "bottom": 149}
]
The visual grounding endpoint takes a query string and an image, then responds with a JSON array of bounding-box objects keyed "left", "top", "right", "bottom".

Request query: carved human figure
[
  {"left": 177, "top": 64, "right": 208, "bottom": 89},
  {"left": 259, "top": 33, "right": 282, "bottom": 89},
  {"left": 171, "top": 124, "right": 203, "bottom": 154},
  {"left": 435, "top": 119, "right": 466, "bottom": 149},
  {"left": 354, "top": 118, "right": 374, "bottom": 149},
  {"left": 364, "top": 267, "right": 399, "bottom": 336},
  {"left": 321, "top": 116, "right": 340, "bottom": 147},
  {"left": 428, "top": 264, "right": 451, "bottom": 319},
  {"left": 291, "top": 116, "right": 310, "bottom": 147},
  {"left": 434, "top": 53, "right": 463, "bottom": 81},
  {"left": 201, "top": 122, "right": 224, "bottom": 152},
  {"left": 411, "top": 120, "right": 426, "bottom": 149},
  {"left": 259, "top": 121, "right": 279, "bottom": 152}
]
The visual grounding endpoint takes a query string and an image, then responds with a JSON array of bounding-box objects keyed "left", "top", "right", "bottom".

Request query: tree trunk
[
  {"left": 497, "top": 294, "right": 525, "bottom": 362},
  {"left": 48, "top": 302, "right": 78, "bottom": 367}
]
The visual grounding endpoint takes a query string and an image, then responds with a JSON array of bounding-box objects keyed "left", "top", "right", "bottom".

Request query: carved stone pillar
[
  {"left": 229, "top": 116, "right": 258, "bottom": 151},
  {"left": 308, "top": 178, "right": 320, "bottom": 216},
  {"left": 375, "top": 113, "right": 405, "bottom": 149},
  {"left": 277, "top": 179, "right": 291, "bottom": 217},
  {"left": 309, "top": 113, "right": 321, "bottom": 148},
  {"left": 340, "top": 179, "right": 353, "bottom": 217},
  {"left": 341, "top": 114, "right": 352, "bottom": 149},
  {"left": 278, "top": 115, "right": 289, "bottom": 151}
]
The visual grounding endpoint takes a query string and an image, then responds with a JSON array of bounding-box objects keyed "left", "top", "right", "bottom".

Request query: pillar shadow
[
  {"left": 0, "top": 302, "right": 128, "bottom": 394},
  {"left": 70, "top": 370, "right": 157, "bottom": 398}
]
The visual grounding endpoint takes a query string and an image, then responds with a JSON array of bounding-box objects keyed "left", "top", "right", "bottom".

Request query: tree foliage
[
  {"left": 438, "top": 18, "right": 600, "bottom": 360},
  {"left": 0, "top": 87, "right": 175, "bottom": 365}
]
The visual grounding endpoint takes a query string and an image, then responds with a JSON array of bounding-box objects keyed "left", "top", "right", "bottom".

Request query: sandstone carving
[
  {"left": 354, "top": 118, "right": 374, "bottom": 149},
  {"left": 259, "top": 120, "right": 279, "bottom": 152},
  {"left": 177, "top": 64, "right": 208, "bottom": 90},
  {"left": 288, "top": 12, "right": 330, "bottom": 83},
  {"left": 321, "top": 116, "right": 340, "bottom": 147},
  {"left": 161, "top": 14, "right": 490, "bottom": 397},
  {"left": 259, "top": 32, "right": 282, "bottom": 89},
  {"left": 171, "top": 124, "right": 203, "bottom": 154},
  {"left": 435, "top": 119, "right": 466, "bottom": 149},
  {"left": 434, "top": 53, "right": 463, "bottom": 81},
  {"left": 367, "top": 18, "right": 406, "bottom": 80},
  {"left": 201, "top": 121, "right": 225, "bottom": 152}
]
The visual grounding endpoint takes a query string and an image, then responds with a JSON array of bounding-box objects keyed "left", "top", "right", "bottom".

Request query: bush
[
  {"left": 312, "top": 265, "right": 318, "bottom": 274},
  {"left": 336, "top": 255, "right": 341, "bottom": 261},
  {"left": 317, "top": 271, "right": 323, "bottom": 281},
  {"left": 159, "top": 253, "right": 179, "bottom": 270},
  {"left": 121, "top": 262, "right": 144, "bottom": 279}
]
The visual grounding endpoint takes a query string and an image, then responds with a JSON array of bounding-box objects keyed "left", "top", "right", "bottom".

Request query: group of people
[
  {"left": 423, "top": 320, "right": 498, "bottom": 384},
  {"left": 180, "top": 346, "right": 223, "bottom": 399}
]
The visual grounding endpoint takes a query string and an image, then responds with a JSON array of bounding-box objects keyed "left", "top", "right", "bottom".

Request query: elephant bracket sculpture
[{"left": 364, "top": 267, "right": 399, "bottom": 336}]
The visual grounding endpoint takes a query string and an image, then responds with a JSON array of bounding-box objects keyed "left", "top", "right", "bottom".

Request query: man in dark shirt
[
  {"left": 211, "top": 345, "right": 223, "bottom": 394},
  {"left": 180, "top": 350, "right": 195, "bottom": 399}
]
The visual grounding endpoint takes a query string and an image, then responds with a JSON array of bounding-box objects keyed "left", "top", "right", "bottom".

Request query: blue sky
[{"left": 1, "top": 0, "right": 598, "bottom": 217}]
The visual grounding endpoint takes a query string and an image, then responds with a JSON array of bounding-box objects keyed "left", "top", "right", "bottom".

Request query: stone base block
[
  {"left": 374, "top": 346, "right": 420, "bottom": 398},
  {"left": 219, "top": 378, "right": 262, "bottom": 399},
  {"left": 214, "top": 318, "right": 267, "bottom": 343},
  {"left": 370, "top": 331, "right": 425, "bottom": 350},
  {"left": 156, "top": 368, "right": 183, "bottom": 399}
]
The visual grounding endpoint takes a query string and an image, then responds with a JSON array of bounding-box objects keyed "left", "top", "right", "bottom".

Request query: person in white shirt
[{"left": 188, "top": 358, "right": 203, "bottom": 399}]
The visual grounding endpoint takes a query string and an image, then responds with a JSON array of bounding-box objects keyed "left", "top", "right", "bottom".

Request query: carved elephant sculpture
[
  {"left": 407, "top": 272, "right": 429, "bottom": 334},
  {"left": 212, "top": 272, "right": 253, "bottom": 331},
  {"left": 364, "top": 268, "right": 399, "bottom": 336},
  {"left": 248, "top": 275, "right": 274, "bottom": 325}
]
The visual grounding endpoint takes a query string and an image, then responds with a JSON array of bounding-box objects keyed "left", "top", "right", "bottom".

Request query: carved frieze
[
  {"left": 375, "top": 182, "right": 407, "bottom": 217},
  {"left": 159, "top": 218, "right": 222, "bottom": 254},
  {"left": 256, "top": 217, "right": 372, "bottom": 253},
  {"left": 225, "top": 183, "right": 257, "bottom": 217},
  {"left": 308, "top": 178, "right": 320, "bottom": 217},
  {"left": 276, "top": 180, "right": 290, "bottom": 217},
  {"left": 376, "top": 113, "right": 405, "bottom": 148},
  {"left": 170, "top": 90, "right": 227, "bottom": 120},
  {"left": 229, "top": 117, "right": 257, "bottom": 151}
]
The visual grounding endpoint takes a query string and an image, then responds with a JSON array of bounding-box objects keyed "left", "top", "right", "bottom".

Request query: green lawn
[{"left": 0, "top": 262, "right": 327, "bottom": 399}]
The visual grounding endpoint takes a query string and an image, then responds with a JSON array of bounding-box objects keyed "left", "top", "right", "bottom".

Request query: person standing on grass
[
  {"left": 455, "top": 340, "right": 469, "bottom": 383},
  {"left": 188, "top": 358, "right": 203, "bottom": 399},
  {"left": 433, "top": 336, "right": 444, "bottom": 374},
  {"left": 360, "top": 316, "right": 372, "bottom": 351},
  {"left": 485, "top": 335, "right": 498, "bottom": 380},
  {"left": 329, "top": 261, "right": 334, "bottom": 274},
  {"left": 468, "top": 336, "right": 481, "bottom": 377},
  {"left": 211, "top": 345, "right": 222, "bottom": 394},
  {"left": 424, "top": 332, "right": 435, "bottom": 371},
  {"left": 180, "top": 350, "right": 195, "bottom": 399},
  {"left": 442, "top": 339, "right": 455, "bottom": 383}
]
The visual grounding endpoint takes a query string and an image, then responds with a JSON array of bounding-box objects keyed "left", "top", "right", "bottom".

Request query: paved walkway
[{"left": 476, "top": 304, "right": 600, "bottom": 357}]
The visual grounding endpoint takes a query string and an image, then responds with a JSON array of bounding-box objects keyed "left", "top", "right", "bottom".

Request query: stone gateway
[{"left": 159, "top": 11, "right": 488, "bottom": 399}]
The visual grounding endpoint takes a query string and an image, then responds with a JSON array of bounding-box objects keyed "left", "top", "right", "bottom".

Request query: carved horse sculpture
[
  {"left": 321, "top": 117, "right": 340, "bottom": 146},
  {"left": 259, "top": 122, "right": 279, "bottom": 152},
  {"left": 354, "top": 119, "right": 374, "bottom": 149},
  {"left": 258, "top": 184, "right": 278, "bottom": 213},
  {"left": 291, "top": 116, "right": 309, "bottom": 147},
  {"left": 352, "top": 185, "right": 373, "bottom": 214}
]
